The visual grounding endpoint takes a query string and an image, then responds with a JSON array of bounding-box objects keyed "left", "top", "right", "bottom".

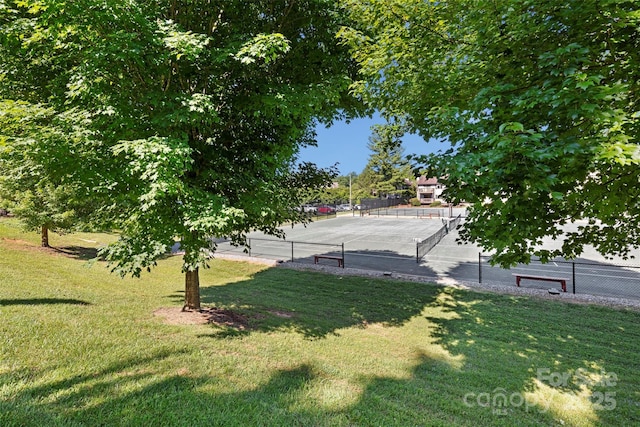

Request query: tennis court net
[{"left": 416, "top": 214, "right": 462, "bottom": 262}]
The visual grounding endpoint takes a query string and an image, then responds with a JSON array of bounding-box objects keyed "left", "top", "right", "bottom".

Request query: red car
[{"left": 317, "top": 205, "right": 335, "bottom": 214}]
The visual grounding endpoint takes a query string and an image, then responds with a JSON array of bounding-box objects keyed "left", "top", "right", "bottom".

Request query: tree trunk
[
  {"left": 183, "top": 268, "right": 201, "bottom": 311},
  {"left": 41, "top": 226, "right": 50, "bottom": 248}
]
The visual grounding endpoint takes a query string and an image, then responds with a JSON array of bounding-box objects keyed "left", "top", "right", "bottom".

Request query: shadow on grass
[
  {"left": 1, "top": 362, "right": 318, "bottom": 426},
  {"left": 190, "top": 269, "right": 636, "bottom": 424},
  {"left": 0, "top": 351, "right": 563, "bottom": 426},
  {"left": 419, "top": 287, "right": 639, "bottom": 425},
  {"left": 0, "top": 298, "right": 91, "bottom": 306},
  {"left": 189, "top": 267, "right": 443, "bottom": 339},
  {"left": 52, "top": 245, "right": 99, "bottom": 261},
  {"left": 1, "top": 349, "right": 191, "bottom": 426},
  {"left": 3, "top": 285, "right": 637, "bottom": 425}
]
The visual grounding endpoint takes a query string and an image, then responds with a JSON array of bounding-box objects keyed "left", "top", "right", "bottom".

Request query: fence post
[
  {"left": 416, "top": 243, "right": 419, "bottom": 263},
  {"left": 478, "top": 252, "right": 482, "bottom": 284},
  {"left": 341, "top": 243, "right": 345, "bottom": 268},
  {"left": 291, "top": 241, "right": 294, "bottom": 262},
  {"left": 572, "top": 262, "right": 576, "bottom": 294},
  {"left": 248, "top": 238, "right": 251, "bottom": 257}
]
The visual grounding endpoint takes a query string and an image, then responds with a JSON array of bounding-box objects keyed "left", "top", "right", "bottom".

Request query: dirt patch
[
  {"left": 153, "top": 306, "right": 251, "bottom": 328},
  {"left": 1, "top": 238, "right": 99, "bottom": 260},
  {"left": 2, "top": 238, "right": 37, "bottom": 248},
  {"left": 1, "top": 238, "right": 58, "bottom": 256}
]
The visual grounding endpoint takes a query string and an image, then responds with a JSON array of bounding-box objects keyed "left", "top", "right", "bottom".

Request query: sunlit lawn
[{"left": 0, "top": 218, "right": 638, "bottom": 426}]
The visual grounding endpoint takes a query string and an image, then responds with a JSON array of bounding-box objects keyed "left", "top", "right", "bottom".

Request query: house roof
[{"left": 417, "top": 176, "right": 439, "bottom": 185}]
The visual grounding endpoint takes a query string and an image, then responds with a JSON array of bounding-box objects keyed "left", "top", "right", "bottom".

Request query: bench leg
[
  {"left": 561, "top": 280, "right": 567, "bottom": 292},
  {"left": 515, "top": 277, "right": 521, "bottom": 287}
]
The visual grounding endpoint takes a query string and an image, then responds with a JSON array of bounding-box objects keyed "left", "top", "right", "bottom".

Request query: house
[{"left": 416, "top": 177, "right": 445, "bottom": 204}]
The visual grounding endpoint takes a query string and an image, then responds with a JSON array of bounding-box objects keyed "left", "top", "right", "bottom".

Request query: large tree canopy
[
  {"left": 1, "top": 0, "right": 360, "bottom": 309},
  {"left": 340, "top": 0, "right": 640, "bottom": 266}
]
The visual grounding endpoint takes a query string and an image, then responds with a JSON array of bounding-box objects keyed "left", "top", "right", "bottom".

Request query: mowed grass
[{"left": 0, "top": 218, "right": 639, "bottom": 427}]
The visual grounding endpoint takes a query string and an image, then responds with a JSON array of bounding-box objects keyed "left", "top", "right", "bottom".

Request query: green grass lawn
[{"left": 1, "top": 218, "right": 639, "bottom": 426}]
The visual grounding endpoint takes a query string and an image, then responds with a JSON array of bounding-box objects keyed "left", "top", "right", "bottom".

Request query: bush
[
  {"left": 409, "top": 198, "right": 421, "bottom": 207},
  {"left": 430, "top": 200, "right": 442, "bottom": 207}
]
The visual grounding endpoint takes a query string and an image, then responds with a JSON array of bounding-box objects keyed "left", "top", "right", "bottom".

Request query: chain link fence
[
  {"left": 215, "top": 237, "right": 345, "bottom": 267},
  {"left": 210, "top": 211, "right": 640, "bottom": 301},
  {"left": 477, "top": 256, "right": 640, "bottom": 299},
  {"left": 359, "top": 197, "right": 408, "bottom": 213},
  {"left": 363, "top": 208, "right": 446, "bottom": 218}
]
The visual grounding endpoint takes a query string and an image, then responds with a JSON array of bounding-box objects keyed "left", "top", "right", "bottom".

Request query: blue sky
[{"left": 298, "top": 115, "right": 442, "bottom": 176}]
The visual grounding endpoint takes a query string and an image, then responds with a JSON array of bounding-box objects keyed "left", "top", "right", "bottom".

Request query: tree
[
  {"left": 339, "top": 0, "right": 640, "bottom": 266},
  {"left": 0, "top": 101, "right": 97, "bottom": 247},
  {"left": 1, "top": 0, "right": 360, "bottom": 309},
  {"left": 335, "top": 172, "right": 358, "bottom": 189},
  {"left": 0, "top": 4, "right": 111, "bottom": 246},
  {"left": 321, "top": 172, "right": 358, "bottom": 205},
  {"left": 362, "top": 123, "right": 413, "bottom": 198}
]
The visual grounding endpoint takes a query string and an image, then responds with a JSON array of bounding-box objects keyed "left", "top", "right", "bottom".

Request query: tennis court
[
  {"left": 212, "top": 210, "right": 640, "bottom": 301},
  {"left": 214, "top": 214, "right": 448, "bottom": 274}
]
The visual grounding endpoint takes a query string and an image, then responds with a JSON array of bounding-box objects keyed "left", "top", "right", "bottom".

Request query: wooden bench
[
  {"left": 314, "top": 254, "right": 344, "bottom": 268},
  {"left": 513, "top": 274, "right": 567, "bottom": 292}
]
